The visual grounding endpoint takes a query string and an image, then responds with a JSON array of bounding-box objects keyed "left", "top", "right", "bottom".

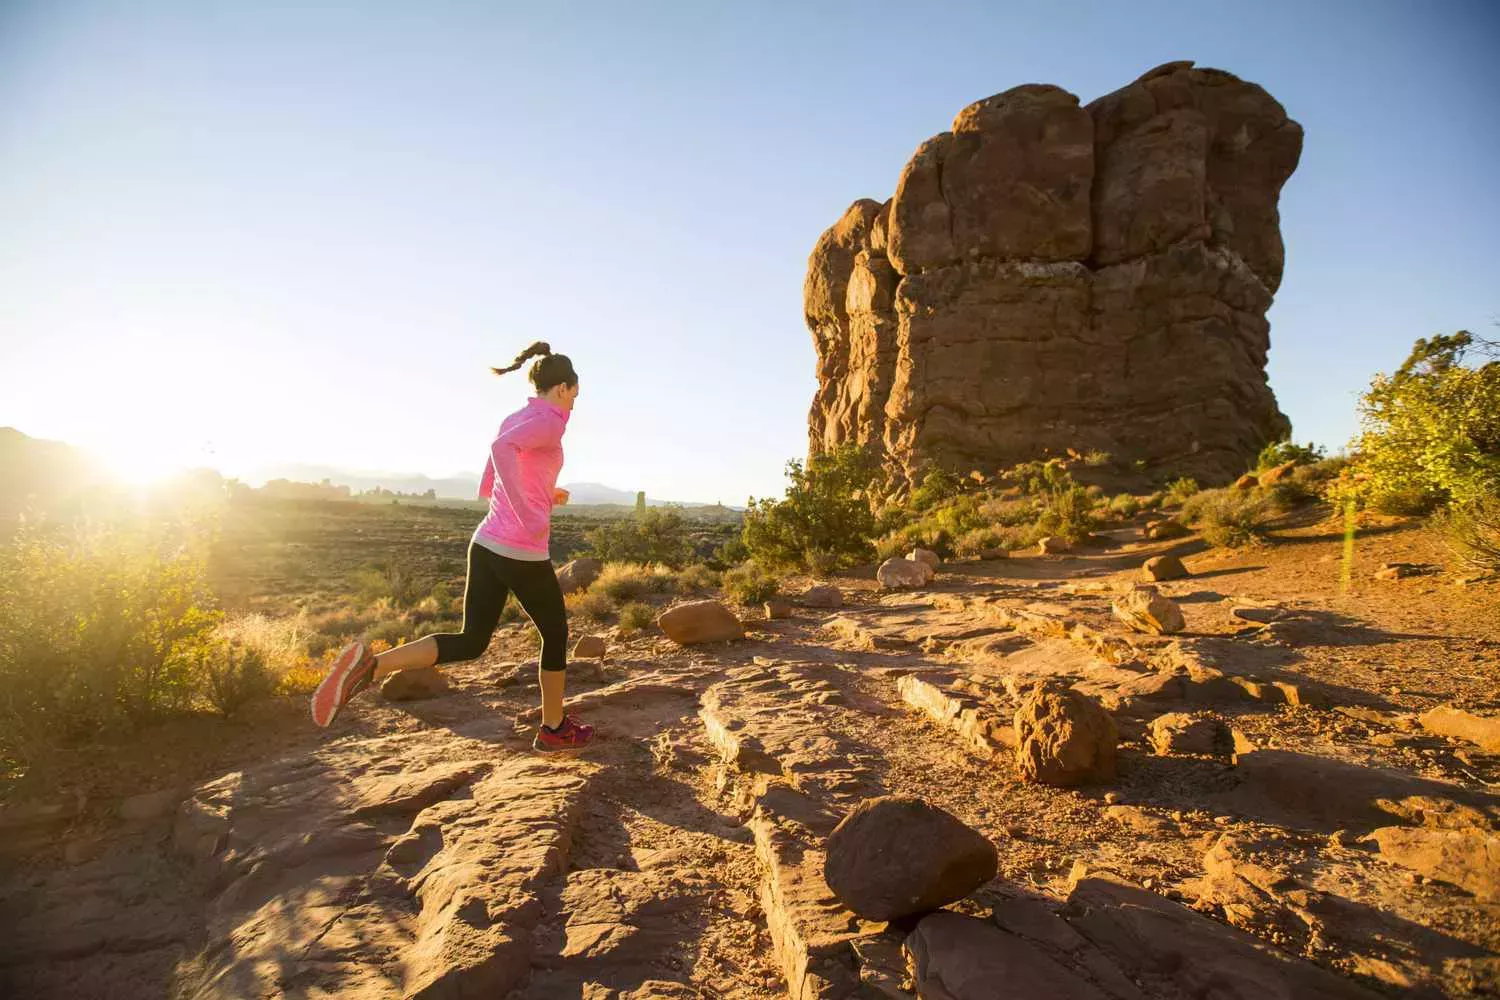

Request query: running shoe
[
  {"left": 310, "top": 640, "right": 376, "bottom": 728},
  {"left": 533, "top": 714, "right": 595, "bottom": 754}
]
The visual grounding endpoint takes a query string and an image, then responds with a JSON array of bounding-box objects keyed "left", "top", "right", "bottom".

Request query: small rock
[
  {"left": 978, "top": 546, "right": 1010, "bottom": 560},
  {"left": 1014, "top": 685, "right": 1118, "bottom": 787},
  {"left": 657, "top": 600, "right": 744, "bottom": 645},
  {"left": 556, "top": 556, "right": 603, "bottom": 594},
  {"left": 909, "top": 548, "right": 941, "bottom": 569},
  {"left": 379, "top": 666, "right": 450, "bottom": 701},
  {"left": 1037, "top": 536, "right": 1071, "bottom": 555},
  {"left": 1149, "top": 713, "right": 1224, "bottom": 756},
  {"left": 572, "top": 634, "right": 607, "bottom": 659},
  {"left": 1112, "top": 585, "right": 1186, "bottom": 635},
  {"left": 800, "top": 584, "right": 843, "bottom": 608},
  {"left": 764, "top": 598, "right": 794, "bottom": 619},
  {"left": 1230, "top": 604, "right": 1286, "bottom": 624},
  {"left": 1375, "top": 562, "right": 1421, "bottom": 581},
  {"left": 824, "top": 796, "right": 998, "bottom": 920},
  {"left": 877, "top": 557, "right": 934, "bottom": 590},
  {"left": 1104, "top": 791, "right": 1122, "bottom": 805},
  {"left": 1140, "top": 554, "right": 1188, "bottom": 582},
  {"left": 1233, "top": 473, "right": 1259, "bottom": 490}
]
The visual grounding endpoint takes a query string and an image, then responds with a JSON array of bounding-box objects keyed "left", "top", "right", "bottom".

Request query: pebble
[{"left": 1104, "top": 791, "right": 1122, "bottom": 805}]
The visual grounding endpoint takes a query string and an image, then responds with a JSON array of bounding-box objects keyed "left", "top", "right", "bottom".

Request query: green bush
[
  {"left": 722, "top": 562, "right": 782, "bottom": 605},
  {"left": 909, "top": 468, "right": 962, "bottom": 511},
  {"left": 1183, "top": 488, "right": 1275, "bottom": 548},
  {"left": 201, "top": 643, "right": 274, "bottom": 718},
  {"left": 672, "top": 563, "right": 720, "bottom": 594},
  {"left": 1083, "top": 450, "right": 1113, "bottom": 468},
  {"left": 979, "top": 497, "right": 1038, "bottom": 526},
  {"left": 954, "top": 526, "right": 1008, "bottom": 557},
  {"left": 1338, "top": 332, "right": 1500, "bottom": 511},
  {"left": 0, "top": 517, "right": 223, "bottom": 765},
  {"left": 591, "top": 562, "right": 659, "bottom": 601},
  {"left": 566, "top": 589, "right": 615, "bottom": 621},
  {"left": 742, "top": 445, "right": 879, "bottom": 570},
  {"left": 586, "top": 506, "right": 692, "bottom": 568},
  {"left": 351, "top": 560, "right": 425, "bottom": 607},
  {"left": 617, "top": 601, "right": 656, "bottom": 635},
  {"left": 1108, "top": 493, "right": 1141, "bottom": 518},
  {"left": 1163, "top": 477, "right": 1200, "bottom": 508},
  {"left": 1437, "top": 497, "right": 1500, "bottom": 573},
  {"left": 1256, "top": 438, "right": 1326, "bottom": 470}
]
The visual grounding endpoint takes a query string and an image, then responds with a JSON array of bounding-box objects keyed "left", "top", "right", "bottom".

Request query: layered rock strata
[{"left": 805, "top": 61, "right": 1301, "bottom": 485}]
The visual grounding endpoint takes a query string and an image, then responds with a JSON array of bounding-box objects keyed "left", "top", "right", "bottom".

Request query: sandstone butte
[{"left": 805, "top": 60, "right": 1302, "bottom": 488}]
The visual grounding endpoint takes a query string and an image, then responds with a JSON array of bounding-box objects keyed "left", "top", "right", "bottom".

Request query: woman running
[{"left": 310, "top": 341, "right": 595, "bottom": 753}]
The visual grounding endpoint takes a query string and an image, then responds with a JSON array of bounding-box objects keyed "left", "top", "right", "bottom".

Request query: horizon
[{"left": 2, "top": 2, "right": 1496, "bottom": 500}]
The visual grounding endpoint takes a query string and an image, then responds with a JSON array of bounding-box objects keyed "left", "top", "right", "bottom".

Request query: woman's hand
[{"left": 553, "top": 487, "right": 570, "bottom": 507}]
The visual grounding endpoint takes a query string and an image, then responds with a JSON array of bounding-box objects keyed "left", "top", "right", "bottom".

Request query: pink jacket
[{"left": 476, "top": 397, "right": 569, "bottom": 555}]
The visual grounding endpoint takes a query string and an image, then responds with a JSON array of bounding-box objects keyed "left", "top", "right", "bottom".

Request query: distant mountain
[
  {"left": 247, "top": 463, "right": 735, "bottom": 509},
  {"left": 0, "top": 427, "right": 108, "bottom": 515}
]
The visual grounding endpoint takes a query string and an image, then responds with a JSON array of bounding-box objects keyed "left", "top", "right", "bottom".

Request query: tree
[{"left": 741, "top": 445, "right": 881, "bottom": 570}]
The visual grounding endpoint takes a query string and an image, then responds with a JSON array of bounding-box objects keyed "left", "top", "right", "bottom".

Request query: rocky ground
[{"left": 2, "top": 514, "right": 1498, "bottom": 998}]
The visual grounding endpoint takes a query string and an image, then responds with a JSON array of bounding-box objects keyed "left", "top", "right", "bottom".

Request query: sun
[{"left": 96, "top": 437, "right": 202, "bottom": 486}]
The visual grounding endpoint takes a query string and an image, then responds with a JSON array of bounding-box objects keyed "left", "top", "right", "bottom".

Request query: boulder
[
  {"left": 823, "top": 796, "right": 997, "bottom": 920},
  {"left": 1370, "top": 826, "right": 1500, "bottom": 900},
  {"left": 800, "top": 584, "right": 844, "bottom": 608},
  {"left": 1259, "top": 460, "right": 1298, "bottom": 484},
  {"left": 978, "top": 546, "right": 1009, "bottom": 560},
  {"left": 1233, "top": 473, "right": 1259, "bottom": 490},
  {"left": 1417, "top": 706, "right": 1500, "bottom": 752},
  {"left": 877, "top": 557, "right": 933, "bottom": 590},
  {"left": 1112, "top": 585, "right": 1186, "bottom": 635},
  {"left": 1037, "top": 536, "right": 1071, "bottom": 555},
  {"left": 1145, "top": 519, "right": 1189, "bottom": 540},
  {"left": 556, "top": 557, "right": 602, "bottom": 594},
  {"left": 1149, "top": 713, "right": 1223, "bottom": 755},
  {"left": 1014, "top": 686, "right": 1118, "bottom": 786},
  {"left": 380, "top": 666, "right": 450, "bottom": 701},
  {"left": 656, "top": 600, "right": 744, "bottom": 645},
  {"left": 764, "top": 598, "right": 794, "bottom": 620},
  {"left": 909, "top": 547, "right": 941, "bottom": 569},
  {"left": 1140, "top": 554, "right": 1188, "bottom": 582},
  {"left": 572, "top": 634, "right": 607, "bottom": 659},
  {"left": 119, "top": 787, "right": 186, "bottom": 822}
]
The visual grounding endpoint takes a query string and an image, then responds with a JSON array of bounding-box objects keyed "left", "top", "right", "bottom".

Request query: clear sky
[{"left": 2, "top": 1, "right": 1496, "bottom": 502}]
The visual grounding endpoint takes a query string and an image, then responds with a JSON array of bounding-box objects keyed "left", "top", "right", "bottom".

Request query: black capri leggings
[{"left": 432, "top": 543, "right": 568, "bottom": 671}]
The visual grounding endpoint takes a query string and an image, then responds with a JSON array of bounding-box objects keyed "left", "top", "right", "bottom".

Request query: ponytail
[{"left": 491, "top": 341, "right": 552, "bottom": 376}]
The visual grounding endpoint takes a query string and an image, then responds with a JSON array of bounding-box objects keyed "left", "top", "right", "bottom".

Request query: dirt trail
[{"left": 3, "top": 518, "right": 1498, "bottom": 998}]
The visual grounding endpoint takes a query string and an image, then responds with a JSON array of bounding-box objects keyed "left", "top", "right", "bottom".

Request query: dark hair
[{"left": 491, "top": 341, "right": 577, "bottom": 393}]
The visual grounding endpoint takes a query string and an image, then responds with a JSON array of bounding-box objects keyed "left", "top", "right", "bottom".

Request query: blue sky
[{"left": 2, "top": 1, "right": 1496, "bottom": 502}]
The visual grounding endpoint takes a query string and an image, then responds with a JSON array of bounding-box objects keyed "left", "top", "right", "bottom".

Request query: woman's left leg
[{"left": 506, "top": 559, "right": 570, "bottom": 729}]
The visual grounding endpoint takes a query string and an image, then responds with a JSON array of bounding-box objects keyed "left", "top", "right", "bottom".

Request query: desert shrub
[
  {"left": 200, "top": 643, "right": 274, "bottom": 718},
  {"left": 592, "top": 562, "right": 657, "bottom": 601},
  {"left": 0, "top": 517, "right": 223, "bottom": 764},
  {"left": 1339, "top": 332, "right": 1500, "bottom": 511},
  {"left": 722, "top": 562, "right": 782, "bottom": 605},
  {"left": 1036, "top": 485, "right": 1098, "bottom": 543},
  {"left": 979, "top": 497, "right": 1038, "bottom": 526},
  {"left": 1083, "top": 450, "right": 1113, "bottom": 468},
  {"left": 617, "top": 601, "right": 656, "bottom": 635},
  {"left": 1163, "top": 477, "right": 1200, "bottom": 508},
  {"left": 1436, "top": 497, "right": 1500, "bottom": 573},
  {"left": 219, "top": 611, "right": 319, "bottom": 694},
  {"left": 1141, "top": 490, "right": 1166, "bottom": 510},
  {"left": 351, "top": 560, "right": 425, "bottom": 607},
  {"left": 672, "top": 563, "right": 720, "bottom": 594},
  {"left": 909, "top": 468, "right": 962, "bottom": 511},
  {"left": 416, "top": 617, "right": 463, "bottom": 639},
  {"left": 586, "top": 506, "right": 692, "bottom": 568},
  {"left": 742, "top": 445, "right": 879, "bottom": 570},
  {"left": 1183, "top": 488, "right": 1275, "bottom": 548},
  {"left": 955, "top": 526, "right": 1008, "bottom": 557},
  {"left": 566, "top": 589, "right": 616, "bottom": 621},
  {"left": 366, "top": 618, "right": 413, "bottom": 649},
  {"left": 1256, "top": 438, "right": 1326, "bottom": 470},
  {"left": 1265, "top": 477, "right": 1319, "bottom": 512},
  {"left": 1108, "top": 493, "right": 1141, "bottom": 518}
]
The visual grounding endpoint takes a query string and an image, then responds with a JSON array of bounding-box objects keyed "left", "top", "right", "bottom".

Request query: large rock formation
[{"left": 805, "top": 62, "right": 1301, "bottom": 486}]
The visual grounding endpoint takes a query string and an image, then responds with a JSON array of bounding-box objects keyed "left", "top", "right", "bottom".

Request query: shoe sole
[
  {"left": 531, "top": 736, "right": 595, "bottom": 756},
  {"left": 310, "top": 640, "right": 369, "bottom": 728}
]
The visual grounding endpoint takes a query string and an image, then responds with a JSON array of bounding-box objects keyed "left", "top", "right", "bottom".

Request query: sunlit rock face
[{"left": 805, "top": 61, "right": 1301, "bottom": 487}]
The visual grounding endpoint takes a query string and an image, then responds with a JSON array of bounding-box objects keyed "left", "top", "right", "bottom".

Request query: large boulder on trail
[
  {"left": 823, "top": 796, "right": 998, "bottom": 920},
  {"left": 656, "top": 600, "right": 744, "bottom": 645},
  {"left": 877, "top": 557, "right": 934, "bottom": 589},
  {"left": 556, "top": 557, "right": 603, "bottom": 594}
]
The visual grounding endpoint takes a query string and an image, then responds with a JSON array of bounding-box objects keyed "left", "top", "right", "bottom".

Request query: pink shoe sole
[{"left": 310, "top": 640, "right": 370, "bottom": 728}]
